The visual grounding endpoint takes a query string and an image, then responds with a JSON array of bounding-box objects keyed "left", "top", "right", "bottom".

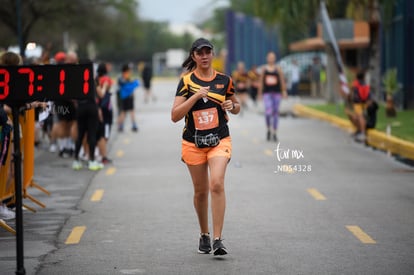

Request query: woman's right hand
[{"left": 197, "top": 86, "right": 210, "bottom": 99}]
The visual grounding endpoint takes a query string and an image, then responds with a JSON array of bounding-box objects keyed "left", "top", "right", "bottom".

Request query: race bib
[
  {"left": 192, "top": 107, "right": 219, "bottom": 130},
  {"left": 265, "top": 75, "right": 278, "bottom": 86}
]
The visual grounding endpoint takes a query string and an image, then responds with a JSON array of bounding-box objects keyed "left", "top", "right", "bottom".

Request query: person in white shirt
[{"left": 290, "top": 59, "right": 300, "bottom": 96}]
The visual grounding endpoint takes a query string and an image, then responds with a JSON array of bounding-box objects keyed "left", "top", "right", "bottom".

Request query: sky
[{"left": 138, "top": 0, "right": 229, "bottom": 25}]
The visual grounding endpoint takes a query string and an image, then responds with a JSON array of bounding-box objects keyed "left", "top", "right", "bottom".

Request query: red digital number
[
  {"left": 59, "top": 69, "right": 65, "bottom": 95},
  {"left": 0, "top": 69, "right": 10, "bottom": 100},
  {"left": 83, "top": 69, "right": 90, "bottom": 94},
  {"left": 18, "top": 67, "right": 35, "bottom": 96}
]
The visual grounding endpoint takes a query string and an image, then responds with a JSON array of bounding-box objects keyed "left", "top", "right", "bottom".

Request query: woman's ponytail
[{"left": 182, "top": 54, "right": 196, "bottom": 72}]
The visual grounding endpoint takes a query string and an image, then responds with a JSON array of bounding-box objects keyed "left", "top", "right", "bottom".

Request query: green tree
[
  {"left": 229, "top": 0, "right": 396, "bottom": 99},
  {"left": 0, "top": 0, "right": 139, "bottom": 57},
  {"left": 229, "top": 0, "right": 348, "bottom": 52}
]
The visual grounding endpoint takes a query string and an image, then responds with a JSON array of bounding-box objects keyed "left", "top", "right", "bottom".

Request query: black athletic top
[
  {"left": 262, "top": 67, "right": 282, "bottom": 94},
  {"left": 175, "top": 71, "right": 235, "bottom": 143}
]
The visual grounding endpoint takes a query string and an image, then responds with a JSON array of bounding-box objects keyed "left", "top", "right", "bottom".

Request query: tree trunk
[{"left": 367, "top": 0, "right": 382, "bottom": 102}]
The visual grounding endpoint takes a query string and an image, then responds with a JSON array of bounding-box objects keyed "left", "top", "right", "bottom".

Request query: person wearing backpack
[{"left": 351, "top": 71, "right": 371, "bottom": 142}]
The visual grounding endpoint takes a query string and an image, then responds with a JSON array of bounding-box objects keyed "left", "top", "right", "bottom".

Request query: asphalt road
[{"left": 1, "top": 78, "right": 413, "bottom": 275}]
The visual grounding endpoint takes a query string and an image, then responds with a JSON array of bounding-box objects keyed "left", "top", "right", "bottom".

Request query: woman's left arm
[{"left": 222, "top": 95, "right": 240, "bottom": 115}]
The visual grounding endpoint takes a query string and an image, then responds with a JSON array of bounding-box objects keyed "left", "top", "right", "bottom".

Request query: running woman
[
  {"left": 232, "top": 61, "right": 250, "bottom": 112},
  {"left": 257, "top": 51, "right": 287, "bottom": 142},
  {"left": 171, "top": 38, "right": 240, "bottom": 256}
]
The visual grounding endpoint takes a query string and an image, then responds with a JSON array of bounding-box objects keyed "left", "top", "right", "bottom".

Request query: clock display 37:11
[{"left": 0, "top": 65, "right": 92, "bottom": 101}]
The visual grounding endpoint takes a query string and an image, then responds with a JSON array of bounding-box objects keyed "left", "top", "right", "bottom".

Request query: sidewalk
[
  {"left": 292, "top": 101, "right": 414, "bottom": 163},
  {"left": 1, "top": 80, "right": 414, "bottom": 274}
]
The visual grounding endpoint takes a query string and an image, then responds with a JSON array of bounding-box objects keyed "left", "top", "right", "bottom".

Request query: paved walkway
[{"left": 1, "top": 78, "right": 413, "bottom": 275}]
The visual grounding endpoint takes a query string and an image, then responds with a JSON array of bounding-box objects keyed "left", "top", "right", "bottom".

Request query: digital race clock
[{"left": 0, "top": 63, "right": 95, "bottom": 103}]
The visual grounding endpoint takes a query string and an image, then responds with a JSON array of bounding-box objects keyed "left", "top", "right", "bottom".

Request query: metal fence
[{"left": 225, "top": 10, "right": 280, "bottom": 75}]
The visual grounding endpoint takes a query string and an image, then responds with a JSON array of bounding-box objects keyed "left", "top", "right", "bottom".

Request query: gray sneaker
[
  {"left": 198, "top": 234, "right": 211, "bottom": 254},
  {"left": 213, "top": 238, "right": 228, "bottom": 256}
]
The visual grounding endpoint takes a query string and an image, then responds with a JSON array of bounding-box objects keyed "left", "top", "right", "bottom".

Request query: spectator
[
  {"left": 141, "top": 61, "right": 155, "bottom": 103},
  {"left": 117, "top": 64, "right": 139, "bottom": 132},
  {"left": 71, "top": 85, "right": 103, "bottom": 171},
  {"left": 351, "top": 71, "right": 372, "bottom": 142},
  {"left": 289, "top": 59, "right": 300, "bottom": 96},
  {"left": 310, "top": 56, "right": 322, "bottom": 97},
  {"left": 95, "top": 62, "right": 113, "bottom": 165},
  {"left": 49, "top": 51, "right": 77, "bottom": 157}
]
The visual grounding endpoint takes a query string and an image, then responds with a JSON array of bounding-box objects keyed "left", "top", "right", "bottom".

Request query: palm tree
[{"left": 382, "top": 67, "right": 398, "bottom": 117}]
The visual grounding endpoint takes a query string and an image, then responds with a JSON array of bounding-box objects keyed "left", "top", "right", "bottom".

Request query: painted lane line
[
  {"left": 106, "top": 167, "right": 116, "bottom": 175},
  {"left": 123, "top": 138, "right": 131, "bottom": 144},
  {"left": 90, "top": 189, "right": 104, "bottom": 202},
  {"left": 116, "top": 150, "right": 124, "bottom": 157},
  {"left": 307, "top": 188, "right": 327, "bottom": 200},
  {"left": 65, "top": 226, "right": 86, "bottom": 244},
  {"left": 264, "top": 149, "right": 273, "bottom": 156},
  {"left": 346, "top": 225, "right": 376, "bottom": 244}
]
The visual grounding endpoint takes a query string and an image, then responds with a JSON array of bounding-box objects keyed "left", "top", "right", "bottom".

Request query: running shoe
[
  {"left": 49, "top": 143, "right": 57, "bottom": 153},
  {"left": 354, "top": 133, "right": 366, "bottom": 143},
  {"left": 101, "top": 157, "right": 113, "bottom": 165},
  {"left": 0, "top": 204, "right": 15, "bottom": 220},
  {"left": 213, "top": 238, "right": 228, "bottom": 256},
  {"left": 72, "top": 160, "right": 82, "bottom": 170},
  {"left": 88, "top": 160, "right": 104, "bottom": 171},
  {"left": 198, "top": 233, "right": 211, "bottom": 254}
]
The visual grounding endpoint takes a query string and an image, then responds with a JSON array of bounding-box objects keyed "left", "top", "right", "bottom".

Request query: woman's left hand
[{"left": 221, "top": 100, "right": 234, "bottom": 111}]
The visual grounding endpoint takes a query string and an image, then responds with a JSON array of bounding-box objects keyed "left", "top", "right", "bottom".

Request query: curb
[{"left": 293, "top": 104, "right": 414, "bottom": 161}]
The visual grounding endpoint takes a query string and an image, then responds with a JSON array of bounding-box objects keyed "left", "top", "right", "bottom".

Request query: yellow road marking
[
  {"left": 116, "top": 150, "right": 124, "bottom": 157},
  {"left": 123, "top": 138, "right": 130, "bottom": 144},
  {"left": 106, "top": 167, "right": 116, "bottom": 175},
  {"left": 264, "top": 149, "right": 273, "bottom": 156},
  {"left": 307, "top": 188, "right": 327, "bottom": 200},
  {"left": 65, "top": 226, "right": 86, "bottom": 244},
  {"left": 90, "top": 189, "right": 104, "bottom": 202},
  {"left": 346, "top": 225, "right": 376, "bottom": 244},
  {"left": 252, "top": 138, "right": 259, "bottom": 144}
]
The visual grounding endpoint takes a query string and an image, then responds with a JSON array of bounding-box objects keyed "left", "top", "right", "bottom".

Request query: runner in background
[
  {"left": 257, "top": 51, "right": 288, "bottom": 142},
  {"left": 247, "top": 64, "right": 260, "bottom": 105},
  {"left": 232, "top": 61, "right": 250, "bottom": 113}
]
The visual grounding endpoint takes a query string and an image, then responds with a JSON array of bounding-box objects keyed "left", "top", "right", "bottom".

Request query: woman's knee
[
  {"left": 194, "top": 189, "right": 209, "bottom": 202},
  {"left": 210, "top": 178, "right": 224, "bottom": 194}
]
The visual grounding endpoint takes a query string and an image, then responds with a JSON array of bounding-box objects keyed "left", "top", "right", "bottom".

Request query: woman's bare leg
[
  {"left": 187, "top": 163, "right": 210, "bottom": 234},
  {"left": 208, "top": 156, "right": 228, "bottom": 239}
]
